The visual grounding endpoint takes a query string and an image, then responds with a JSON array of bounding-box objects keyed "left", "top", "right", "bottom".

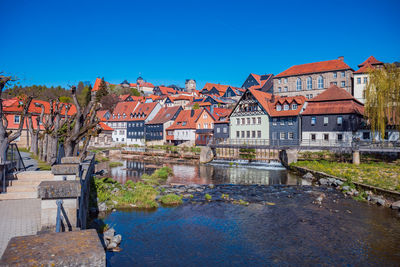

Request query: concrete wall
[{"left": 230, "top": 114, "right": 270, "bottom": 140}]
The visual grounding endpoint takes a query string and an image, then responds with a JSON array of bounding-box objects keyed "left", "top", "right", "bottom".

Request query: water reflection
[{"left": 110, "top": 159, "right": 306, "bottom": 185}]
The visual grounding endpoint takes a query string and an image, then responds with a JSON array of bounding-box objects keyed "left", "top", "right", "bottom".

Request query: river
[{"left": 103, "top": 159, "right": 400, "bottom": 266}]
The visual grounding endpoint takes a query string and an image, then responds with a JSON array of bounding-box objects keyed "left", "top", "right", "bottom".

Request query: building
[
  {"left": 153, "top": 86, "right": 177, "bottom": 96},
  {"left": 145, "top": 106, "right": 182, "bottom": 145},
  {"left": 130, "top": 77, "right": 155, "bottom": 96},
  {"left": 229, "top": 89, "right": 272, "bottom": 142},
  {"left": 268, "top": 96, "right": 306, "bottom": 145},
  {"left": 195, "top": 108, "right": 218, "bottom": 146},
  {"left": 185, "top": 79, "right": 196, "bottom": 92},
  {"left": 273, "top": 57, "right": 353, "bottom": 99},
  {"left": 241, "top": 73, "right": 274, "bottom": 93},
  {"left": 126, "top": 102, "right": 161, "bottom": 146},
  {"left": 166, "top": 109, "right": 202, "bottom": 145},
  {"left": 301, "top": 84, "right": 364, "bottom": 146},
  {"left": 353, "top": 56, "right": 384, "bottom": 103},
  {"left": 212, "top": 108, "right": 231, "bottom": 143},
  {"left": 107, "top": 101, "right": 140, "bottom": 144},
  {"left": 89, "top": 122, "right": 114, "bottom": 147}
]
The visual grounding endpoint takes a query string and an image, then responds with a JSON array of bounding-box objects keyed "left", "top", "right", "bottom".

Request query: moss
[
  {"left": 160, "top": 194, "right": 183, "bottom": 206},
  {"left": 233, "top": 199, "right": 249, "bottom": 205},
  {"left": 205, "top": 194, "right": 212, "bottom": 201},
  {"left": 109, "top": 161, "right": 123, "bottom": 168}
]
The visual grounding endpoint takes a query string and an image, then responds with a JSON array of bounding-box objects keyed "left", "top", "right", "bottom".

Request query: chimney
[{"left": 338, "top": 56, "right": 344, "bottom": 61}]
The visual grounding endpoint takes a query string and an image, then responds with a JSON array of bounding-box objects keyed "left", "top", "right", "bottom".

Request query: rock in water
[
  {"left": 391, "top": 200, "right": 400, "bottom": 210},
  {"left": 104, "top": 228, "right": 115, "bottom": 241},
  {"left": 107, "top": 242, "right": 118, "bottom": 250},
  {"left": 303, "top": 172, "right": 314, "bottom": 181},
  {"left": 112, "top": 234, "right": 122, "bottom": 245}
]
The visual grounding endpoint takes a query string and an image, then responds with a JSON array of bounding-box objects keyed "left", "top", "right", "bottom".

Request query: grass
[
  {"left": 160, "top": 194, "right": 183, "bottom": 206},
  {"left": 141, "top": 166, "right": 173, "bottom": 185},
  {"left": 292, "top": 160, "right": 400, "bottom": 192},
  {"left": 109, "top": 161, "right": 123, "bottom": 168},
  {"left": 30, "top": 153, "right": 52, "bottom": 171}
]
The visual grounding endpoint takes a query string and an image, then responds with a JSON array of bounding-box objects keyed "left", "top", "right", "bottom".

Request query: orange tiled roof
[
  {"left": 166, "top": 109, "right": 202, "bottom": 130},
  {"left": 354, "top": 62, "right": 375, "bottom": 74},
  {"left": 3, "top": 97, "right": 77, "bottom": 115},
  {"left": 147, "top": 106, "right": 181, "bottom": 125},
  {"left": 275, "top": 59, "right": 352, "bottom": 78},
  {"left": 96, "top": 110, "right": 108, "bottom": 121},
  {"left": 109, "top": 101, "right": 140, "bottom": 121},
  {"left": 92, "top": 78, "right": 102, "bottom": 92},
  {"left": 248, "top": 89, "right": 273, "bottom": 113},
  {"left": 268, "top": 96, "right": 306, "bottom": 117},
  {"left": 302, "top": 84, "right": 364, "bottom": 115},
  {"left": 130, "top": 102, "right": 158, "bottom": 121},
  {"left": 358, "top": 56, "right": 383, "bottom": 68},
  {"left": 99, "top": 122, "right": 113, "bottom": 131},
  {"left": 158, "top": 86, "right": 177, "bottom": 95}
]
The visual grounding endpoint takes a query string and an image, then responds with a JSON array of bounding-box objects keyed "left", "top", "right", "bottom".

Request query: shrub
[
  {"left": 205, "top": 194, "right": 212, "bottom": 201},
  {"left": 109, "top": 162, "right": 123, "bottom": 168}
]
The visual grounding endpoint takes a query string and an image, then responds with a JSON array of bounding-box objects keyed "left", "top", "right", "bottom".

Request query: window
[
  {"left": 241, "top": 131, "right": 245, "bottom": 138},
  {"left": 278, "top": 79, "right": 281, "bottom": 84},
  {"left": 237, "top": 118, "right": 240, "bottom": 125},
  {"left": 252, "top": 131, "right": 256, "bottom": 138},
  {"left": 280, "top": 119, "right": 285, "bottom": 126},
  {"left": 332, "top": 82, "right": 337, "bottom": 85},
  {"left": 296, "top": 78, "right": 302, "bottom": 91},
  {"left": 341, "top": 81, "right": 346, "bottom": 87},
  {"left": 272, "top": 132, "right": 277, "bottom": 140},
  {"left": 333, "top": 72, "right": 337, "bottom": 78},
  {"left": 364, "top": 77, "right": 368, "bottom": 84},
  {"left": 246, "top": 131, "right": 250, "bottom": 138},
  {"left": 203, "top": 114, "right": 207, "bottom": 119},
  {"left": 272, "top": 118, "right": 277, "bottom": 126},
  {"left": 292, "top": 104, "right": 298, "bottom": 110},
  {"left": 288, "top": 118, "right": 293, "bottom": 125},
  {"left": 284, "top": 78, "right": 288, "bottom": 84},
  {"left": 252, "top": 117, "right": 256, "bottom": 124},
  {"left": 284, "top": 104, "right": 289, "bottom": 110},
  {"left": 311, "top": 134, "right": 316, "bottom": 141},
  {"left": 307, "top": 77, "right": 312, "bottom": 90},
  {"left": 278, "top": 87, "right": 281, "bottom": 92},
  {"left": 247, "top": 118, "right": 250, "bottom": 125},
  {"left": 276, "top": 105, "right": 282, "bottom": 111},
  {"left": 257, "top": 130, "right": 261, "bottom": 138},
  {"left": 241, "top": 118, "right": 245, "bottom": 125},
  {"left": 363, "top": 132, "right": 370, "bottom": 140},
  {"left": 236, "top": 131, "right": 240, "bottom": 138},
  {"left": 14, "top": 115, "right": 20, "bottom": 124},
  {"left": 197, "top": 123, "right": 200, "bottom": 129},
  {"left": 288, "top": 132, "right": 294, "bottom": 139},
  {"left": 217, "top": 128, "right": 220, "bottom": 133},
  {"left": 337, "top": 134, "right": 343, "bottom": 141},
  {"left": 284, "top": 86, "right": 288, "bottom": 92},
  {"left": 223, "top": 127, "right": 227, "bottom": 133},
  {"left": 318, "top": 76, "right": 324, "bottom": 89},
  {"left": 280, "top": 132, "right": 285, "bottom": 139},
  {"left": 337, "top": 116, "right": 343, "bottom": 126},
  {"left": 341, "top": 71, "right": 345, "bottom": 78},
  {"left": 324, "top": 117, "right": 329, "bottom": 126},
  {"left": 203, "top": 123, "right": 207, "bottom": 129},
  {"left": 357, "top": 78, "right": 361, "bottom": 84},
  {"left": 311, "top": 117, "right": 316, "bottom": 126},
  {"left": 324, "top": 134, "right": 329, "bottom": 141}
]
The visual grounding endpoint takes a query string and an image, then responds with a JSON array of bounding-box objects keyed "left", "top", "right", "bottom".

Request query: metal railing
[
  {"left": 56, "top": 143, "right": 65, "bottom": 164},
  {"left": 1, "top": 143, "right": 26, "bottom": 194},
  {"left": 77, "top": 154, "right": 96, "bottom": 229},
  {"left": 55, "top": 199, "right": 72, "bottom": 232}
]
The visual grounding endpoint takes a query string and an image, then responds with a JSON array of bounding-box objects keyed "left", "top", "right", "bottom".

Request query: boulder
[
  {"left": 103, "top": 228, "right": 115, "bottom": 241},
  {"left": 391, "top": 201, "right": 400, "bottom": 210},
  {"left": 303, "top": 172, "right": 314, "bottom": 181},
  {"left": 112, "top": 234, "right": 122, "bottom": 245},
  {"left": 342, "top": 186, "right": 350, "bottom": 191},
  {"left": 107, "top": 242, "right": 118, "bottom": 250},
  {"left": 319, "top": 178, "right": 328, "bottom": 186},
  {"left": 98, "top": 202, "right": 108, "bottom": 212}
]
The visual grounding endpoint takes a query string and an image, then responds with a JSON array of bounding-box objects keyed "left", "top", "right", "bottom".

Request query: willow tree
[{"left": 365, "top": 63, "right": 400, "bottom": 138}]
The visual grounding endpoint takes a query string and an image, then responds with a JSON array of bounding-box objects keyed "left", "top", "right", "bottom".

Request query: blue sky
[{"left": 1, "top": 0, "right": 399, "bottom": 89}]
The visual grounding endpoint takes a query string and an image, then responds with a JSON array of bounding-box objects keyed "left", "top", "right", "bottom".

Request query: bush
[
  {"left": 109, "top": 161, "right": 123, "bottom": 168},
  {"left": 160, "top": 194, "right": 183, "bottom": 206},
  {"left": 205, "top": 194, "right": 212, "bottom": 201}
]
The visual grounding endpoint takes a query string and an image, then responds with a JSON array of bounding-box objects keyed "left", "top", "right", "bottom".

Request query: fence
[{"left": 1, "top": 143, "right": 26, "bottom": 194}]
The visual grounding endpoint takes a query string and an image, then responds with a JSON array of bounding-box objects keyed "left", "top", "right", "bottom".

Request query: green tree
[
  {"left": 365, "top": 63, "right": 400, "bottom": 138},
  {"left": 131, "top": 87, "right": 141, "bottom": 96},
  {"left": 96, "top": 77, "right": 108, "bottom": 102},
  {"left": 193, "top": 103, "right": 199, "bottom": 110},
  {"left": 59, "top": 96, "right": 72, "bottom": 103}
]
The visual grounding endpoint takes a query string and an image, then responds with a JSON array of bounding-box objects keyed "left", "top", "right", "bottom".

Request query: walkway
[
  {"left": 0, "top": 198, "right": 41, "bottom": 257},
  {"left": 20, "top": 151, "right": 39, "bottom": 171}
]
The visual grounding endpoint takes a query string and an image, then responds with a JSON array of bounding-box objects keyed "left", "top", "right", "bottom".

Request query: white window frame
[
  {"left": 296, "top": 78, "right": 302, "bottom": 91},
  {"left": 307, "top": 77, "right": 312, "bottom": 90}
]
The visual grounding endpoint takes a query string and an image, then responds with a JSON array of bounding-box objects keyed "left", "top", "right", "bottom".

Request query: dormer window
[
  {"left": 292, "top": 104, "right": 298, "bottom": 110},
  {"left": 182, "top": 122, "right": 187, "bottom": 126},
  {"left": 130, "top": 114, "right": 133, "bottom": 118},
  {"left": 113, "top": 114, "right": 115, "bottom": 119},
  {"left": 276, "top": 105, "right": 282, "bottom": 111},
  {"left": 123, "top": 113, "right": 126, "bottom": 119},
  {"left": 284, "top": 104, "right": 289, "bottom": 110}
]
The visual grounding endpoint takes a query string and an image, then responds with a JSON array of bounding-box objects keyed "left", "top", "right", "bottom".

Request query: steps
[{"left": 0, "top": 171, "right": 54, "bottom": 200}]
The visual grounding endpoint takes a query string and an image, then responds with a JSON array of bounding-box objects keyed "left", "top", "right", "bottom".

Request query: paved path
[
  {"left": 20, "top": 151, "right": 39, "bottom": 171},
  {"left": 0, "top": 199, "right": 41, "bottom": 257}
]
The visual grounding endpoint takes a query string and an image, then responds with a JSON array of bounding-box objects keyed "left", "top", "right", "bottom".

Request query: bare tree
[
  {"left": 0, "top": 75, "right": 33, "bottom": 163},
  {"left": 27, "top": 103, "right": 45, "bottom": 156}
]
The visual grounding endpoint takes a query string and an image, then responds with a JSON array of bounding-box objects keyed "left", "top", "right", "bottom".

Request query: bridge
[{"left": 201, "top": 139, "right": 400, "bottom": 166}]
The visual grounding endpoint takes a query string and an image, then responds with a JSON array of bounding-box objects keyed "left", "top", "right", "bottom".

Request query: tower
[{"left": 185, "top": 79, "right": 196, "bottom": 92}]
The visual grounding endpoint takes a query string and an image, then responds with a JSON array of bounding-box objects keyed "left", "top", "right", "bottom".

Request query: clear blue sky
[{"left": 1, "top": 0, "right": 399, "bottom": 89}]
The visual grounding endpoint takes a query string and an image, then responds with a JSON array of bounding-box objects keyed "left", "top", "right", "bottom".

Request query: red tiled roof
[
  {"left": 147, "top": 106, "right": 181, "bottom": 124},
  {"left": 3, "top": 97, "right": 77, "bottom": 115},
  {"left": 119, "top": 94, "right": 131, "bottom": 101},
  {"left": 158, "top": 86, "right": 177, "bottom": 95},
  {"left": 250, "top": 73, "right": 262, "bottom": 85},
  {"left": 358, "top": 56, "right": 383, "bottom": 68},
  {"left": 354, "top": 62, "right": 375, "bottom": 74},
  {"left": 99, "top": 122, "right": 113, "bottom": 131},
  {"left": 109, "top": 101, "right": 140, "bottom": 121},
  {"left": 308, "top": 84, "right": 357, "bottom": 102},
  {"left": 96, "top": 110, "right": 108, "bottom": 121},
  {"left": 130, "top": 102, "right": 158, "bottom": 121},
  {"left": 275, "top": 59, "right": 352, "bottom": 78},
  {"left": 92, "top": 78, "right": 102, "bottom": 92},
  {"left": 166, "top": 109, "right": 202, "bottom": 130},
  {"left": 248, "top": 89, "right": 273, "bottom": 113},
  {"left": 302, "top": 84, "right": 364, "bottom": 115},
  {"left": 268, "top": 96, "right": 306, "bottom": 117},
  {"left": 211, "top": 107, "right": 232, "bottom": 119},
  {"left": 130, "top": 82, "right": 155, "bottom": 88}
]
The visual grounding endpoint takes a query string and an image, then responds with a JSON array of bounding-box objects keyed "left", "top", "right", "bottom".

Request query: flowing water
[{"left": 104, "top": 159, "right": 400, "bottom": 266}]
